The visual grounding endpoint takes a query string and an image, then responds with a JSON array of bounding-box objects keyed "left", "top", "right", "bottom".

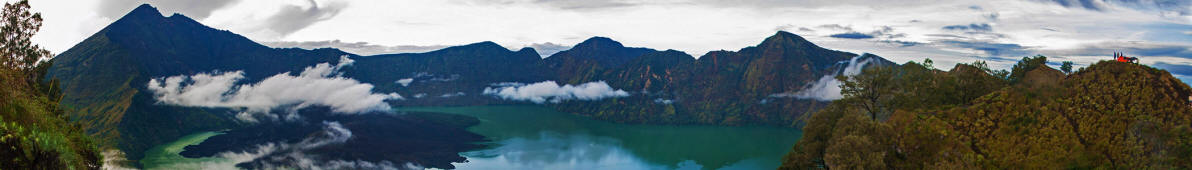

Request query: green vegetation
[
  {"left": 0, "top": 0, "right": 102, "bottom": 168},
  {"left": 1062, "top": 61, "right": 1074, "bottom": 74},
  {"left": 780, "top": 56, "right": 1192, "bottom": 169}
]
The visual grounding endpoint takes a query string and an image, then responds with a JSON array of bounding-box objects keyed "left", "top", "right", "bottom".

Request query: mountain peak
[
  {"left": 572, "top": 37, "right": 626, "bottom": 50},
  {"left": 470, "top": 41, "right": 507, "bottom": 50},
  {"left": 759, "top": 31, "right": 813, "bottom": 47},
  {"left": 516, "top": 47, "right": 538, "bottom": 55},
  {"left": 432, "top": 41, "right": 512, "bottom": 54},
  {"left": 124, "top": 4, "right": 164, "bottom": 20}
]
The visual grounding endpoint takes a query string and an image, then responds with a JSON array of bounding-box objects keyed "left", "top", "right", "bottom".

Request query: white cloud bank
[
  {"left": 483, "top": 81, "right": 629, "bottom": 104},
  {"left": 147, "top": 56, "right": 401, "bottom": 122},
  {"left": 772, "top": 55, "right": 875, "bottom": 101}
]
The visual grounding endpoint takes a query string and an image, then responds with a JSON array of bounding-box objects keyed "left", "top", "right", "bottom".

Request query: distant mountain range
[{"left": 47, "top": 4, "right": 893, "bottom": 165}]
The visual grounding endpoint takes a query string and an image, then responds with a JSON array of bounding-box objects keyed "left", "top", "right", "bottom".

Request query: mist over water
[{"left": 397, "top": 105, "right": 803, "bottom": 170}]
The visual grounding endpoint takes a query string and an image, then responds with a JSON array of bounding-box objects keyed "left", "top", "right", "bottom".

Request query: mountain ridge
[
  {"left": 50, "top": 3, "right": 894, "bottom": 166},
  {"left": 48, "top": 4, "right": 349, "bottom": 164}
]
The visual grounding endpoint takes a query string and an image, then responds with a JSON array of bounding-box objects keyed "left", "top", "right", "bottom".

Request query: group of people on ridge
[{"left": 1115, "top": 52, "right": 1138, "bottom": 63}]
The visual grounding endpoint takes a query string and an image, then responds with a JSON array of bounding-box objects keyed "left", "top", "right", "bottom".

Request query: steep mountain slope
[
  {"left": 781, "top": 58, "right": 1192, "bottom": 169},
  {"left": 47, "top": 4, "right": 348, "bottom": 163},
  {"left": 603, "top": 50, "right": 695, "bottom": 93},
  {"left": 555, "top": 32, "right": 894, "bottom": 126},
  {"left": 341, "top": 42, "right": 545, "bottom": 106},
  {"left": 542, "top": 37, "right": 657, "bottom": 84}
]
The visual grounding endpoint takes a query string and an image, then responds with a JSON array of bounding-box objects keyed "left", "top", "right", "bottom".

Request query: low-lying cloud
[
  {"left": 483, "top": 81, "right": 629, "bottom": 103},
  {"left": 771, "top": 55, "right": 875, "bottom": 101},
  {"left": 396, "top": 78, "right": 414, "bottom": 87},
  {"left": 147, "top": 56, "right": 401, "bottom": 122}
]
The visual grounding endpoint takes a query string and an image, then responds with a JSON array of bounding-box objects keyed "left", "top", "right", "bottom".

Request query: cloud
[
  {"left": 262, "top": 0, "right": 348, "bottom": 38},
  {"left": 146, "top": 56, "right": 401, "bottom": 122},
  {"left": 439, "top": 92, "right": 466, "bottom": 98},
  {"left": 34, "top": 0, "right": 1192, "bottom": 83},
  {"left": 1036, "top": 41, "right": 1192, "bottom": 59},
  {"left": 1040, "top": 0, "right": 1110, "bottom": 11},
  {"left": 396, "top": 78, "right": 414, "bottom": 87},
  {"left": 449, "top": 0, "right": 637, "bottom": 10},
  {"left": 825, "top": 25, "right": 905, "bottom": 40},
  {"left": 262, "top": 40, "right": 449, "bottom": 56},
  {"left": 984, "top": 12, "right": 1000, "bottom": 21},
  {"left": 772, "top": 54, "right": 875, "bottom": 101},
  {"left": 939, "top": 40, "right": 1032, "bottom": 57},
  {"left": 483, "top": 81, "right": 630, "bottom": 103},
  {"left": 1037, "top": 0, "right": 1191, "bottom": 17},
  {"left": 829, "top": 32, "right": 874, "bottom": 39},
  {"left": 653, "top": 98, "right": 674, "bottom": 104},
  {"left": 98, "top": 0, "right": 239, "bottom": 19},
  {"left": 393, "top": 73, "right": 460, "bottom": 88},
  {"left": 942, "top": 23, "right": 993, "bottom": 32},
  {"left": 1153, "top": 61, "right": 1192, "bottom": 76}
]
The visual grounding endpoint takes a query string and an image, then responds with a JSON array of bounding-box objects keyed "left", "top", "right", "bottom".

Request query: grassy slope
[{"left": 1, "top": 69, "right": 103, "bottom": 169}]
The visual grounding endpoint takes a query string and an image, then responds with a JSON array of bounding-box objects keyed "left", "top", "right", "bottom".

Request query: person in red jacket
[{"left": 1115, "top": 52, "right": 1138, "bottom": 63}]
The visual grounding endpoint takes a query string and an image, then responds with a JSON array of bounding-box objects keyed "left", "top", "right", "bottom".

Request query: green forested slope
[{"left": 780, "top": 56, "right": 1192, "bottom": 169}]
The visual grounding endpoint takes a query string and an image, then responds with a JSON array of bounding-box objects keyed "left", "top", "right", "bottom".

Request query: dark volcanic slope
[
  {"left": 340, "top": 42, "right": 546, "bottom": 106},
  {"left": 47, "top": 4, "right": 349, "bottom": 162},
  {"left": 542, "top": 37, "right": 658, "bottom": 84}
]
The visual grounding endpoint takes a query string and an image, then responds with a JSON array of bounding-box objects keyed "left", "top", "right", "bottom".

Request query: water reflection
[
  {"left": 399, "top": 106, "right": 803, "bottom": 170},
  {"left": 456, "top": 132, "right": 669, "bottom": 170}
]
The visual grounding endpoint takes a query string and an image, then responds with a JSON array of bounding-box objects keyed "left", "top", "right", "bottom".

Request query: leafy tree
[
  {"left": 0, "top": 0, "right": 101, "bottom": 169},
  {"left": 1008, "top": 55, "right": 1047, "bottom": 84},
  {"left": 1061, "top": 61, "right": 1073, "bottom": 74},
  {"left": 0, "top": 0, "right": 50, "bottom": 85},
  {"left": 838, "top": 65, "right": 896, "bottom": 121}
]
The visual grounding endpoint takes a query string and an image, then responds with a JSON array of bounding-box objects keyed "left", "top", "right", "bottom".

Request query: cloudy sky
[{"left": 21, "top": 0, "right": 1192, "bottom": 78}]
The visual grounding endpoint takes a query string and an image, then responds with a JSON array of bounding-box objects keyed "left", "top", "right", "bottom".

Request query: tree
[
  {"left": 0, "top": 1, "right": 102, "bottom": 169},
  {"left": 1008, "top": 55, "right": 1048, "bottom": 84},
  {"left": 838, "top": 65, "right": 896, "bottom": 121},
  {"left": 1061, "top": 61, "right": 1073, "bottom": 74},
  {"left": 0, "top": 0, "right": 50, "bottom": 91}
]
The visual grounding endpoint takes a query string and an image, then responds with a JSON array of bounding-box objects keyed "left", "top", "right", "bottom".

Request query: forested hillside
[
  {"left": 780, "top": 56, "right": 1192, "bottom": 169},
  {"left": 0, "top": 1, "right": 102, "bottom": 168}
]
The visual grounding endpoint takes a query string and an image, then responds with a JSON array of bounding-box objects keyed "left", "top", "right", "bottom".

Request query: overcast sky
[{"left": 20, "top": 0, "right": 1192, "bottom": 78}]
